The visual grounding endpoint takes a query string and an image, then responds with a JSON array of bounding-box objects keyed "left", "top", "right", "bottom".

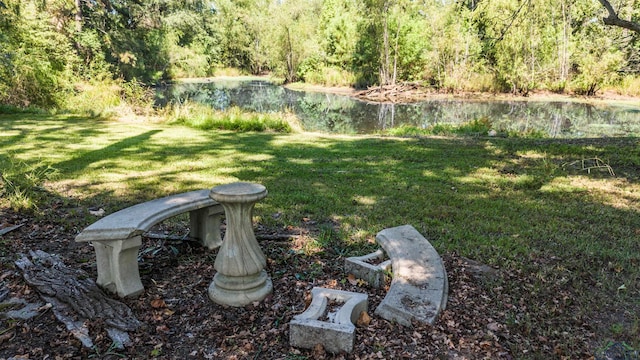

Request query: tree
[
  {"left": 0, "top": 0, "right": 77, "bottom": 108},
  {"left": 270, "top": 0, "right": 322, "bottom": 83},
  {"left": 597, "top": 0, "right": 640, "bottom": 34}
]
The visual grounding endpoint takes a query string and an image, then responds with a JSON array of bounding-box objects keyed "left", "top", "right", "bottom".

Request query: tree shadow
[{"left": 2, "top": 115, "right": 639, "bottom": 355}]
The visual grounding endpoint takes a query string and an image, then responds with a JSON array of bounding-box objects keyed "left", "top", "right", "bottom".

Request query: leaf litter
[{"left": 0, "top": 207, "right": 637, "bottom": 359}]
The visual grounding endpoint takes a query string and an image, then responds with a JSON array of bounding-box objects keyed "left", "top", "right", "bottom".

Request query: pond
[{"left": 156, "top": 78, "right": 640, "bottom": 138}]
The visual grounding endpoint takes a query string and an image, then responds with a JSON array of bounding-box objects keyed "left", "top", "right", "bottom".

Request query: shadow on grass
[{"left": 2, "top": 114, "right": 639, "bottom": 355}]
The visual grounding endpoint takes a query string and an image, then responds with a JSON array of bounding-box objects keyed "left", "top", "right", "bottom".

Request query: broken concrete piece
[
  {"left": 374, "top": 225, "right": 448, "bottom": 326},
  {"left": 345, "top": 249, "right": 391, "bottom": 288},
  {"left": 290, "top": 287, "right": 368, "bottom": 354}
]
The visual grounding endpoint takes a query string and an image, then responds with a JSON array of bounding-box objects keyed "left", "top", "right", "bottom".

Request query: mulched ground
[{"left": 0, "top": 206, "right": 628, "bottom": 359}]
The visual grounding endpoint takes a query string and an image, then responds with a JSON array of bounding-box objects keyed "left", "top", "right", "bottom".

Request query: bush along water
[{"left": 169, "top": 103, "right": 295, "bottom": 133}]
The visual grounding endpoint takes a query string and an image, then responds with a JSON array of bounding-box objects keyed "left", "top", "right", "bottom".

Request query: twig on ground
[
  {"left": 563, "top": 157, "right": 615, "bottom": 176},
  {"left": 0, "top": 223, "right": 24, "bottom": 236}
]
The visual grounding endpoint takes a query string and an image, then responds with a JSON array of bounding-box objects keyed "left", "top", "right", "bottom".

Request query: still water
[{"left": 157, "top": 78, "right": 640, "bottom": 137}]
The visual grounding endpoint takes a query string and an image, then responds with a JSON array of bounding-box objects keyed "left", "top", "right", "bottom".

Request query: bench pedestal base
[{"left": 208, "top": 270, "right": 273, "bottom": 306}]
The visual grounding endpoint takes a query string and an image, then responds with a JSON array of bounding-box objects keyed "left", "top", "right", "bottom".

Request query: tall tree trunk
[
  {"left": 75, "top": 0, "right": 82, "bottom": 32},
  {"left": 559, "top": 1, "right": 569, "bottom": 81},
  {"left": 380, "top": 3, "right": 390, "bottom": 86},
  {"left": 285, "top": 26, "right": 295, "bottom": 83},
  {"left": 392, "top": 18, "right": 399, "bottom": 86}
]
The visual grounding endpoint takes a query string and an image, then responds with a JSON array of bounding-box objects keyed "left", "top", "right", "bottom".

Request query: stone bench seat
[
  {"left": 374, "top": 224, "right": 448, "bottom": 326},
  {"left": 75, "top": 189, "right": 224, "bottom": 298}
]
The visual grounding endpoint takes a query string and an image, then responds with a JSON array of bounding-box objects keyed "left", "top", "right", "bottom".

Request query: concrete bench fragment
[
  {"left": 344, "top": 249, "right": 391, "bottom": 288},
  {"left": 75, "top": 189, "right": 224, "bottom": 297},
  {"left": 290, "top": 287, "right": 368, "bottom": 354},
  {"left": 374, "top": 224, "right": 448, "bottom": 326}
]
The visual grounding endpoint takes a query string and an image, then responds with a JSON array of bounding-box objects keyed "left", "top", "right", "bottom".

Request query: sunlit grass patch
[
  {"left": 2, "top": 113, "right": 640, "bottom": 355},
  {"left": 0, "top": 154, "right": 58, "bottom": 211}
]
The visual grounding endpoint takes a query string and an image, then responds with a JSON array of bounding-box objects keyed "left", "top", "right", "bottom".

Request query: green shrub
[
  {"left": 384, "top": 117, "right": 495, "bottom": 137},
  {"left": 65, "top": 79, "right": 155, "bottom": 117},
  {"left": 65, "top": 81, "right": 123, "bottom": 117},
  {"left": 0, "top": 155, "right": 58, "bottom": 211},
  {"left": 170, "top": 103, "right": 294, "bottom": 133}
]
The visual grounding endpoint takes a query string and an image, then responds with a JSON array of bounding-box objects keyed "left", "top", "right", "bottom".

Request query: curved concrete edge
[
  {"left": 374, "top": 224, "right": 448, "bottom": 326},
  {"left": 345, "top": 249, "right": 392, "bottom": 288},
  {"left": 75, "top": 189, "right": 221, "bottom": 242},
  {"left": 290, "top": 287, "right": 368, "bottom": 353}
]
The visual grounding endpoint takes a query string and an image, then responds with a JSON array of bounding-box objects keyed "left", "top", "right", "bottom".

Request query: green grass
[
  {"left": 383, "top": 117, "right": 549, "bottom": 138},
  {"left": 1, "top": 112, "right": 639, "bottom": 356},
  {"left": 169, "top": 103, "right": 296, "bottom": 133}
]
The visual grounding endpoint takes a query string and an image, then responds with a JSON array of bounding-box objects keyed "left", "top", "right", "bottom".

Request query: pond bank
[
  {"left": 164, "top": 77, "right": 640, "bottom": 136},
  {"left": 284, "top": 81, "right": 640, "bottom": 107}
]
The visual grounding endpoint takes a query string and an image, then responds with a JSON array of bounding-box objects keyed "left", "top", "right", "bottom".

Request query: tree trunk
[
  {"left": 559, "top": 1, "right": 569, "bottom": 81},
  {"left": 75, "top": 0, "right": 82, "bottom": 32},
  {"left": 392, "top": 18, "right": 400, "bottom": 86},
  {"left": 285, "top": 26, "right": 295, "bottom": 83},
  {"left": 380, "top": 6, "right": 390, "bottom": 86}
]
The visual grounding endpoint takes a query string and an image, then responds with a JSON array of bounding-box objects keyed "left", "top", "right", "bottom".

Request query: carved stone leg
[
  {"left": 208, "top": 182, "right": 272, "bottom": 306},
  {"left": 93, "top": 242, "right": 115, "bottom": 291},
  {"left": 93, "top": 236, "right": 144, "bottom": 298},
  {"left": 189, "top": 205, "right": 223, "bottom": 250}
]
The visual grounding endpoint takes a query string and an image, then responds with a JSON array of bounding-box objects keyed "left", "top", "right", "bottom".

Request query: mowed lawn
[{"left": 1, "top": 113, "right": 639, "bottom": 355}]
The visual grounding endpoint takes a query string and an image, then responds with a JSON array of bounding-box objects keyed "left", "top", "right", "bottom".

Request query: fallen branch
[
  {"left": 256, "top": 234, "right": 301, "bottom": 241},
  {"left": 563, "top": 157, "right": 615, "bottom": 177},
  {"left": 0, "top": 223, "right": 24, "bottom": 236}
]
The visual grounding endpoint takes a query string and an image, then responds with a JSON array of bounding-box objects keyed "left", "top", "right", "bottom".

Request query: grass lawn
[{"left": 1, "top": 113, "right": 639, "bottom": 357}]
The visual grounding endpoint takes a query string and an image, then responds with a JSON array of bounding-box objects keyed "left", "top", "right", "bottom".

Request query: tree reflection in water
[{"left": 158, "top": 78, "right": 640, "bottom": 138}]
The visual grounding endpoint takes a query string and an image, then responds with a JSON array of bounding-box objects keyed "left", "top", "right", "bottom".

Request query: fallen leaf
[
  {"left": 313, "top": 343, "right": 326, "bottom": 358},
  {"left": 151, "top": 298, "right": 166, "bottom": 308},
  {"left": 347, "top": 273, "right": 358, "bottom": 285},
  {"left": 0, "top": 329, "right": 15, "bottom": 344},
  {"left": 304, "top": 292, "right": 312, "bottom": 308},
  {"left": 156, "top": 325, "right": 170, "bottom": 333},
  {"left": 356, "top": 311, "right": 371, "bottom": 327}
]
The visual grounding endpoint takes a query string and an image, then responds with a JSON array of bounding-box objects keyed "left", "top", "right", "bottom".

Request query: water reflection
[{"left": 157, "top": 78, "right": 640, "bottom": 137}]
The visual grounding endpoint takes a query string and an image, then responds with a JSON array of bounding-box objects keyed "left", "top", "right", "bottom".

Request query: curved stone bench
[
  {"left": 75, "top": 189, "right": 224, "bottom": 298},
  {"left": 374, "top": 224, "right": 448, "bottom": 326}
]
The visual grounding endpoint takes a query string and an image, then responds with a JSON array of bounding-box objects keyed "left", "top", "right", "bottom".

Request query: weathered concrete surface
[
  {"left": 345, "top": 249, "right": 391, "bottom": 288},
  {"left": 76, "top": 189, "right": 223, "bottom": 248},
  {"left": 290, "top": 287, "right": 368, "bottom": 354},
  {"left": 374, "top": 224, "right": 448, "bottom": 326},
  {"left": 75, "top": 189, "right": 224, "bottom": 297},
  {"left": 208, "top": 182, "right": 272, "bottom": 307}
]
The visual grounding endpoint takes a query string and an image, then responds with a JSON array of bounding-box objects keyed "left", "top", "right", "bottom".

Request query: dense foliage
[{"left": 1, "top": 0, "right": 639, "bottom": 109}]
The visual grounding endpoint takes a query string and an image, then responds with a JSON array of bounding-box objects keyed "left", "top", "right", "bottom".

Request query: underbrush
[
  {"left": 0, "top": 154, "right": 58, "bottom": 212},
  {"left": 168, "top": 102, "right": 297, "bottom": 133},
  {"left": 382, "top": 117, "right": 547, "bottom": 138},
  {"left": 64, "top": 79, "right": 156, "bottom": 117}
]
